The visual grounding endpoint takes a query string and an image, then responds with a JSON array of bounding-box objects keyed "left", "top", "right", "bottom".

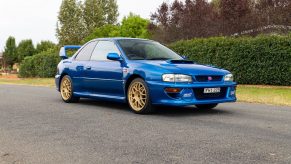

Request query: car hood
[{"left": 132, "top": 60, "right": 230, "bottom": 75}]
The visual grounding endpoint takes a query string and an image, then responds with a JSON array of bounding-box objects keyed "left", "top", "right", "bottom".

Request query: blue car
[{"left": 56, "top": 38, "right": 236, "bottom": 114}]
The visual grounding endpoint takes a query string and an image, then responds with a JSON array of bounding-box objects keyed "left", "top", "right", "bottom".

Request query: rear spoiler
[{"left": 59, "top": 45, "right": 81, "bottom": 60}]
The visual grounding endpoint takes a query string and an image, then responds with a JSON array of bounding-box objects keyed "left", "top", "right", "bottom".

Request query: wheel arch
[
  {"left": 125, "top": 74, "right": 144, "bottom": 95},
  {"left": 58, "top": 73, "right": 69, "bottom": 89}
]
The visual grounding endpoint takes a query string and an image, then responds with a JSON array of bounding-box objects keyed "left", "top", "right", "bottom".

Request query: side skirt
[{"left": 74, "top": 92, "right": 126, "bottom": 103}]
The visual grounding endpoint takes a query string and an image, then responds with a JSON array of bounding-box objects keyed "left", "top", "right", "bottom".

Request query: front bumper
[{"left": 147, "top": 81, "right": 237, "bottom": 106}]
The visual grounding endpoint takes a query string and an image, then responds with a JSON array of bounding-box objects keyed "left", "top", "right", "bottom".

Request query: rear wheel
[
  {"left": 60, "top": 75, "right": 80, "bottom": 103},
  {"left": 195, "top": 104, "right": 218, "bottom": 110},
  {"left": 127, "top": 78, "right": 155, "bottom": 114}
]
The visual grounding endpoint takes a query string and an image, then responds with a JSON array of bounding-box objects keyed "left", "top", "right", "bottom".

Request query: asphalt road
[{"left": 0, "top": 85, "right": 291, "bottom": 164}]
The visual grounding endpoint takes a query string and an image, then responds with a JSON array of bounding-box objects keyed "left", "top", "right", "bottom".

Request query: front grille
[
  {"left": 195, "top": 75, "right": 223, "bottom": 82},
  {"left": 193, "top": 87, "right": 227, "bottom": 100}
]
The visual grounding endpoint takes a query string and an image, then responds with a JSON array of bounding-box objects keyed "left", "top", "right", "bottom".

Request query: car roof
[{"left": 91, "top": 37, "right": 152, "bottom": 42}]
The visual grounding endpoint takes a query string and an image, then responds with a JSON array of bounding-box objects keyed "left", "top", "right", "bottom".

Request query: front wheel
[
  {"left": 195, "top": 104, "right": 218, "bottom": 110},
  {"left": 127, "top": 78, "right": 155, "bottom": 114},
  {"left": 60, "top": 75, "right": 80, "bottom": 103}
]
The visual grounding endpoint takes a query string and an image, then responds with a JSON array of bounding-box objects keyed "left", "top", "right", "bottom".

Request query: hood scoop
[{"left": 166, "top": 60, "right": 194, "bottom": 64}]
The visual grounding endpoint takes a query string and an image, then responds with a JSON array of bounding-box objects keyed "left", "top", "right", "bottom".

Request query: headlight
[
  {"left": 162, "top": 74, "right": 192, "bottom": 83},
  {"left": 224, "top": 74, "right": 234, "bottom": 82}
]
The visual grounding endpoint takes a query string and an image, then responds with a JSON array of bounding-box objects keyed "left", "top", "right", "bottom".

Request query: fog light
[{"left": 165, "top": 88, "right": 182, "bottom": 93}]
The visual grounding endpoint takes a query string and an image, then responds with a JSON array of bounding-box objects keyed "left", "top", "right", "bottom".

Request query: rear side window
[
  {"left": 90, "top": 41, "right": 120, "bottom": 61},
  {"left": 75, "top": 41, "right": 97, "bottom": 61}
]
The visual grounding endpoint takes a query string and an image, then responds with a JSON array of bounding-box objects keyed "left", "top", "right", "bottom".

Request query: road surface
[{"left": 0, "top": 85, "right": 291, "bottom": 164}]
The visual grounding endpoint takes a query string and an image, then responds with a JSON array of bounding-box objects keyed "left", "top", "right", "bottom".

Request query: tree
[
  {"left": 82, "top": 24, "right": 120, "bottom": 43},
  {"left": 150, "top": 2, "right": 170, "bottom": 42},
  {"left": 150, "top": 0, "right": 218, "bottom": 43},
  {"left": 83, "top": 0, "right": 105, "bottom": 34},
  {"left": 220, "top": 0, "right": 252, "bottom": 35},
  {"left": 57, "top": 0, "right": 86, "bottom": 45},
  {"left": 36, "top": 41, "right": 57, "bottom": 54},
  {"left": 103, "top": 0, "right": 119, "bottom": 24},
  {"left": 256, "top": 0, "right": 291, "bottom": 26},
  {"left": 17, "top": 39, "right": 35, "bottom": 63},
  {"left": 212, "top": 0, "right": 221, "bottom": 11},
  {"left": 83, "top": 13, "right": 150, "bottom": 43},
  {"left": 83, "top": 0, "right": 118, "bottom": 32},
  {"left": 121, "top": 13, "right": 150, "bottom": 39},
  {"left": 164, "top": 0, "right": 185, "bottom": 41},
  {"left": 182, "top": 0, "right": 218, "bottom": 38},
  {"left": 3, "top": 36, "right": 17, "bottom": 68}
]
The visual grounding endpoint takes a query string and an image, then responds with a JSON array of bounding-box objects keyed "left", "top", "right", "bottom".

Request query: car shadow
[
  {"left": 154, "top": 105, "right": 233, "bottom": 117},
  {"left": 77, "top": 98, "right": 233, "bottom": 117},
  {"left": 78, "top": 99, "right": 129, "bottom": 110}
]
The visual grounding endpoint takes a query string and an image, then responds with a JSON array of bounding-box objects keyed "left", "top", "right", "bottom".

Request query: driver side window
[{"left": 90, "top": 41, "right": 120, "bottom": 61}]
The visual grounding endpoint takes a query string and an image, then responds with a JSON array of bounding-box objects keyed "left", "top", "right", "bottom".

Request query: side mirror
[
  {"left": 59, "top": 47, "right": 68, "bottom": 60},
  {"left": 107, "top": 53, "right": 122, "bottom": 61}
]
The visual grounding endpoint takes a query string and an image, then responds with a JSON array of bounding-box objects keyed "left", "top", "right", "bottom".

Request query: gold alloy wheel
[
  {"left": 60, "top": 77, "right": 72, "bottom": 101},
  {"left": 128, "top": 82, "right": 147, "bottom": 112}
]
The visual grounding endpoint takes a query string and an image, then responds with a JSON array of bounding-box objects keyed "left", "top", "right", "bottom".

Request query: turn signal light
[{"left": 165, "top": 88, "right": 182, "bottom": 93}]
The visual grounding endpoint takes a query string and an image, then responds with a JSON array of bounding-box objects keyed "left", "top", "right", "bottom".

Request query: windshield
[{"left": 117, "top": 39, "right": 183, "bottom": 60}]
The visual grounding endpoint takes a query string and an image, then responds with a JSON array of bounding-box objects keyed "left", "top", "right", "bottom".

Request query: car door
[
  {"left": 70, "top": 41, "right": 97, "bottom": 92},
  {"left": 85, "top": 40, "right": 124, "bottom": 97}
]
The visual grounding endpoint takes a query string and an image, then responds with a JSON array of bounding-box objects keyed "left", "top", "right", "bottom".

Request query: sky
[{"left": 0, "top": 0, "right": 173, "bottom": 51}]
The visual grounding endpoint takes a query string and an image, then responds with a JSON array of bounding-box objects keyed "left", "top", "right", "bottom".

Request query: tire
[
  {"left": 127, "top": 78, "right": 155, "bottom": 114},
  {"left": 195, "top": 104, "right": 218, "bottom": 110},
  {"left": 60, "top": 75, "right": 80, "bottom": 103}
]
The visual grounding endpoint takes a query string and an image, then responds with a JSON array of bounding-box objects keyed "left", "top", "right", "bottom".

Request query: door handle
[{"left": 85, "top": 66, "right": 92, "bottom": 70}]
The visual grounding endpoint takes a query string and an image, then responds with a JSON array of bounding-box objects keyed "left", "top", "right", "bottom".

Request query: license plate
[{"left": 204, "top": 88, "right": 221, "bottom": 94}]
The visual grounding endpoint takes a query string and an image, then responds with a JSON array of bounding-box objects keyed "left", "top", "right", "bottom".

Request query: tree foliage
[
  {"left": 220, "top": 0, "right": 252, "bottom": 35},
  {"left": 255, "top": 0, "right": 291, "bottom": 26},
  {"left": 16, "top": 39, "right": 35, "bottom": 63},
  {"left": 83, "top": 24, "right": 120, "bottom": 43},
  {"left": 3, "top": 36, "right": 17, "bottom": 67},
  {"left": 83, "top": 0, "right": 106, "bottom": 34},
  {"left": 150, "top": 0, "right": 291, "bottom": 43},
  {"left": 103, "top": 0, "right": 119, "bottom": 24},
  {"left": 57, "top": 0, "right": 86, "bottom": 45},
  {"left": 82, "top": 14, "right": 150, "bottom": 43},
  {"left": 57, "top": 0, "right": 119, "bottom": 45},
  {"left": 36, "top": 41, "right": 57, "bottom": 54},
  {"left": 120, "top": 13, "right": 150, "bottom": 39}
]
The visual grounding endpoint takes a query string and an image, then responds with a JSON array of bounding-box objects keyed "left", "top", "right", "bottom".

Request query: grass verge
[
  {"left": 0, "top": 77, "right": 290, "bottom": 106},
  {"left": 0, "top": 77, "right": 54, "bottom": 87},
  {"left": 237, "top": 85, "right": 291, "bottom": 106}
]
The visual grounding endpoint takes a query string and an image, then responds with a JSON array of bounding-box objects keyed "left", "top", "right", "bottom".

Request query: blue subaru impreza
[{"left": 55, "top": 38, "right": 236, "bottom": 114}]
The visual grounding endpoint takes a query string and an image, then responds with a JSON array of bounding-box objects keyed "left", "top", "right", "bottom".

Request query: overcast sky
[{"left": 0, "top": 0, "right": 173, "bottom": 51}]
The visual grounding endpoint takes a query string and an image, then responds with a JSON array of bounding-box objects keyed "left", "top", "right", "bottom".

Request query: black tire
[
  {"left": 127, "top": 78, "right": 155, "bottom": 114},
  {"left": 195, "top": 104, "right": 218, "bottom": 110},
  {"left": 60, "top": 75, "right": 80, "bottom": 103}
]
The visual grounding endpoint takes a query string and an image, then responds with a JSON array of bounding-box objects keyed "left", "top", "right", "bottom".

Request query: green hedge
[
  {"left": 169, "top": 36, "right": 291, "bottom": 86},
  {"left": 19, "top": 49, "right": 60, "bottom": 78}
]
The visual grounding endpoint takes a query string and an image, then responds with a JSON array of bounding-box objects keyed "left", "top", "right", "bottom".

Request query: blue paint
[{"left": 56, "top": 38, "right": 237, "bottom": 107}]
